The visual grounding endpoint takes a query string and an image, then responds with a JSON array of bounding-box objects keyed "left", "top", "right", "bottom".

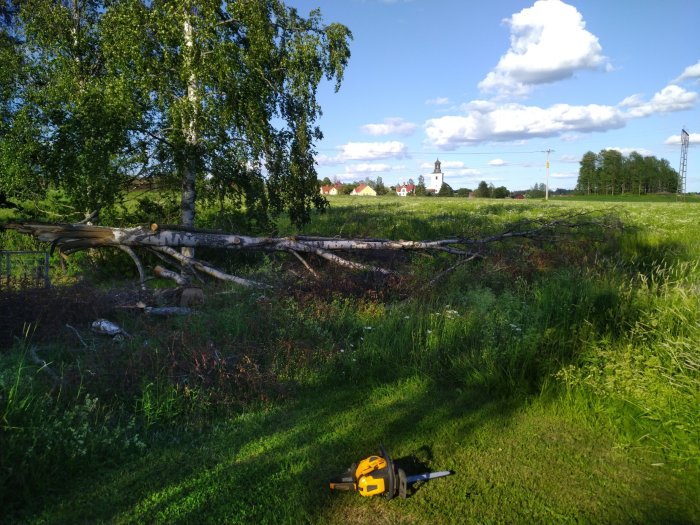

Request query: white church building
[{"left": 426, "top": 159, "right": 444, "bottom": 193}]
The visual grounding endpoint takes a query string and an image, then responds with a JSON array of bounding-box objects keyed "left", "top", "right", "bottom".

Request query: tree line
[{"left": 576, "top": 150, "right": 680, "bottom": 195}]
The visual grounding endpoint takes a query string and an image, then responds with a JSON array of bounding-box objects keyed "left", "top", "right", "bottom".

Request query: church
[{"left": 426, "top": 159, "right": 444, "bottom": 193}]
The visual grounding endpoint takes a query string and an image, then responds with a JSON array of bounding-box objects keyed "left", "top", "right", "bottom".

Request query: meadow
[{"left": 1, "top": 195, "right": 699, "bottom": 523}]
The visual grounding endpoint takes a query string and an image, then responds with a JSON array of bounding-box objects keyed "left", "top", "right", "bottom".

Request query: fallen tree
[{"left": 3, "top": 211, "right": 618, "bottom": 288}]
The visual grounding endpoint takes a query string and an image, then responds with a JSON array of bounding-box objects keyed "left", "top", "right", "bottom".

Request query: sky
[{"left": 287, "top": 0, "right": 700, "bottom": 192}]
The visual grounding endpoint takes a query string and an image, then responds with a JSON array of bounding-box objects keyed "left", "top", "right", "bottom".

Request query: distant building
[
  {"left": 425, "top": 159, "right": 444, "bottom": 193},
  {"left": 320, "top": 182, "right": 343, "bottom": 195},
  {"left": 396, "top": 183, "right": 415, "bottom": 197},
  {"left": 351, "top": 183, "right": 377, "bottom": 196}
]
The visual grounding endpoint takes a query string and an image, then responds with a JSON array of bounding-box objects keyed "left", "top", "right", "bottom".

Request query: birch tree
[{"left": 0, "top": 1, "right": 352, "bottom": 229}]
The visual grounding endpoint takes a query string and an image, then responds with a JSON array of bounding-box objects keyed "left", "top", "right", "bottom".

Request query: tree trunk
[{"left": 181, "top": 8, "right": 198, "bottom": 261}]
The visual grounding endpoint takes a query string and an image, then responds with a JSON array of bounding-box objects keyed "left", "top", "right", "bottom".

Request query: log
[{"left": 2, "top": 211, "right": 615, "bottom": 286}]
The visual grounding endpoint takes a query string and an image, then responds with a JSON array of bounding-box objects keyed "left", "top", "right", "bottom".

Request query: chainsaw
[{"left": 329, "top": 445, "right": 452, "bottom": 499}]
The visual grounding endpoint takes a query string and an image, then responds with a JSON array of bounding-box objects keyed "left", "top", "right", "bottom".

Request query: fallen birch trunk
[{"left": 3, "top": 212, "right": 614, "bottom": 288}]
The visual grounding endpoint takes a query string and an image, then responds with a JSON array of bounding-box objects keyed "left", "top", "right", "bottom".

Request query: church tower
[{"left": 426, "top": 158, "right": 443, "bottom": 193}]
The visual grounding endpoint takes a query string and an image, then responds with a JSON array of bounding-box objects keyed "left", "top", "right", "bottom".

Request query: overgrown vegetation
[{"left": 1, "top": 197, "right": 699, "bottom": 523}]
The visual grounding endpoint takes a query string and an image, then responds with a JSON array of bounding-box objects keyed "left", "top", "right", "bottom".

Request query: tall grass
[
  {"left": 0, "top": 333, "right": 146, "bottom": 515},
  {"left": 557, "top": 260, "right": 700, "bottom": 463}
]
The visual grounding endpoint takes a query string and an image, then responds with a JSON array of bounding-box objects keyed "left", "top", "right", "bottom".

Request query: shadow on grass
[
  {"left": 26, "top": 378, "right": 516, "bottom": 524},
  {"left": 25, "top": 376, "right": 699, "bottom": 524}
]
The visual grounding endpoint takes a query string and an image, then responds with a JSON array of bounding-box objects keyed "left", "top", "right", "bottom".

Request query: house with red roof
[
  {"left": 350, "top": 183, "right": 377, "bottom": 196},
  {"left": 320, "top": 182, "right": 343, "bottom": 195},
  {"left": 396, "top": 183, "right": 415, "bottom": 197}
]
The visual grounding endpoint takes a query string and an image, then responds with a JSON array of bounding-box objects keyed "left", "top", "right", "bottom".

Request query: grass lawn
[
  {"left": 28, "top": 378, "right": 700, "bottom": 524},
  {"left": 3, "top": 195, "right": 700, "bottom": 523}
]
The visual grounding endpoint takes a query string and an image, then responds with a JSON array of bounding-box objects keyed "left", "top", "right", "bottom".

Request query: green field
[{"left": 2, "top": 196, "right": 699, "bottom": 523}]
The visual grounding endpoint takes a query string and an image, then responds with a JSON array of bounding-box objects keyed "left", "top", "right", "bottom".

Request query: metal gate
[{"left": 0, "top": 250, "right": 51, "bottom": 289}]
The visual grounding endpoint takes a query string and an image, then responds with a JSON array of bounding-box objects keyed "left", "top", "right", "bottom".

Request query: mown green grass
[
  {"left": 26, "top": 377, "right": 700, "bottom": 524},
  {"left": 2, "top": 196, "right": 700, "bottom": 523}
]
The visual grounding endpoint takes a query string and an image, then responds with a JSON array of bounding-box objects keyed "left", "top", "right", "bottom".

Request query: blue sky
[{"left": 288, "top": 0, "right": 700, "bottom": 191}]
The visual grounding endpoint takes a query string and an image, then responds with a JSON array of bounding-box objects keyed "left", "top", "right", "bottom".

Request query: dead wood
[{"left": 3, "top": 211, "right": 616, "bottom": 288}]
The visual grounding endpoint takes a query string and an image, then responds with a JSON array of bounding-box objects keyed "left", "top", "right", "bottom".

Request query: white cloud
[
  {"left": 623, "top": 85, "right": 698, "bottom": 118},
  {"left": 673, "top": 59, "right": 700, "bottom": 84},
  {"left": 334, "top": 141, "right": 409, "bottom": 161},
  {"left": 550, "top": 172, "right": 577, "bottom": 179},
  {"left": 488, "top": 159, "right": 508, "bottom": 166},
  {"left": 361, "top": 118, "right": 417, "bottom": 136},
  {"left": 425, "top": 102, "right": 626, "bottom": 149},
  {"left": 426, "top": 97, "right": 450, "bottom": 105},
  {"left": 479, "top": 0, "right": 609, "bottom": 97},
  {"left": 345, "top": 163, "right": 393, "bottom": 174},
  {"left": 664, "top": 133, "right": 700, "bottom": 145},
  {"left": 425, "top": 82, "right": 698, "bottom": 148},
  {"left": 316, "top": 154, "right": 344, "bottom": 166}
]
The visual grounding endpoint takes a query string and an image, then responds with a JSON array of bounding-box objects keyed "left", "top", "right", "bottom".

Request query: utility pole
[{"left": 544, "top": 149, "right": 554, "bottom": 200}]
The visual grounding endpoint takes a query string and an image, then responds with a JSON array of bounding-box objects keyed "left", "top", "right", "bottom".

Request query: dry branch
[{"left": 154, "top": 265, "right": 189, "bottom": 286}]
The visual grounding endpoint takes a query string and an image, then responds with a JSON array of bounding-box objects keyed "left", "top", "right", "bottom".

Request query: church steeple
[{"left": 433, "top": 159, "right": 441, "bottom": 173}]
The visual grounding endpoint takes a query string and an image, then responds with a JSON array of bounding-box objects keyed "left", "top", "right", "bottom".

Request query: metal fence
[{"left": 0, "top": 250, "right": 51, "bottom": 289}]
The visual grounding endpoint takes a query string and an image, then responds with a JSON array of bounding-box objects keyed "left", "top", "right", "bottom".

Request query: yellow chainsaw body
[
  {"left": 329, "top": 446, "right": 397, "bottom": 499},
  {"left": 356, "top": 455, "right": 390, "bottom": 497}
]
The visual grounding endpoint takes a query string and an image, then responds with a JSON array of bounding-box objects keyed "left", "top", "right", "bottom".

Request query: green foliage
[
  {"left": 414, "top": 174, "right": 427, "bottom": 196},
  {"left": 0, "top": 1, "right": 352, "bottom": 228},
  {"left": 475, "top": 180, "right": 491, "bottom": 198},
  {"left": 437, "top": 182, "right": 453, "bottom": 196},
  {"left": 527, "top": 182, "right": 546, "bottom": 198},
  {"left": 576, "top": 149, "right": 679, "bottom": 195},
  {"left": 492, "top": 185, "right": 510, "bottom": 198}
]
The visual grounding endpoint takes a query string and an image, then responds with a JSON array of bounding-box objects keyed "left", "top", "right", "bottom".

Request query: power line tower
[{"left": 678, "top": 129, "right": 689, "bottom": 197}]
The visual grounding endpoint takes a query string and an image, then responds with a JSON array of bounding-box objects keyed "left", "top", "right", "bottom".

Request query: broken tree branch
[
  {"left": 290, "top": 250, "right": 319, "bottom": 279},
  {"left": 152, "top": 246, "right": 266, "bottom": 288},
  {"left": 154, "top": 264, "right": 189, "bottom": 286},
  {"left": 118, "top": 245, "right": 147, "bottom": 291}
]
